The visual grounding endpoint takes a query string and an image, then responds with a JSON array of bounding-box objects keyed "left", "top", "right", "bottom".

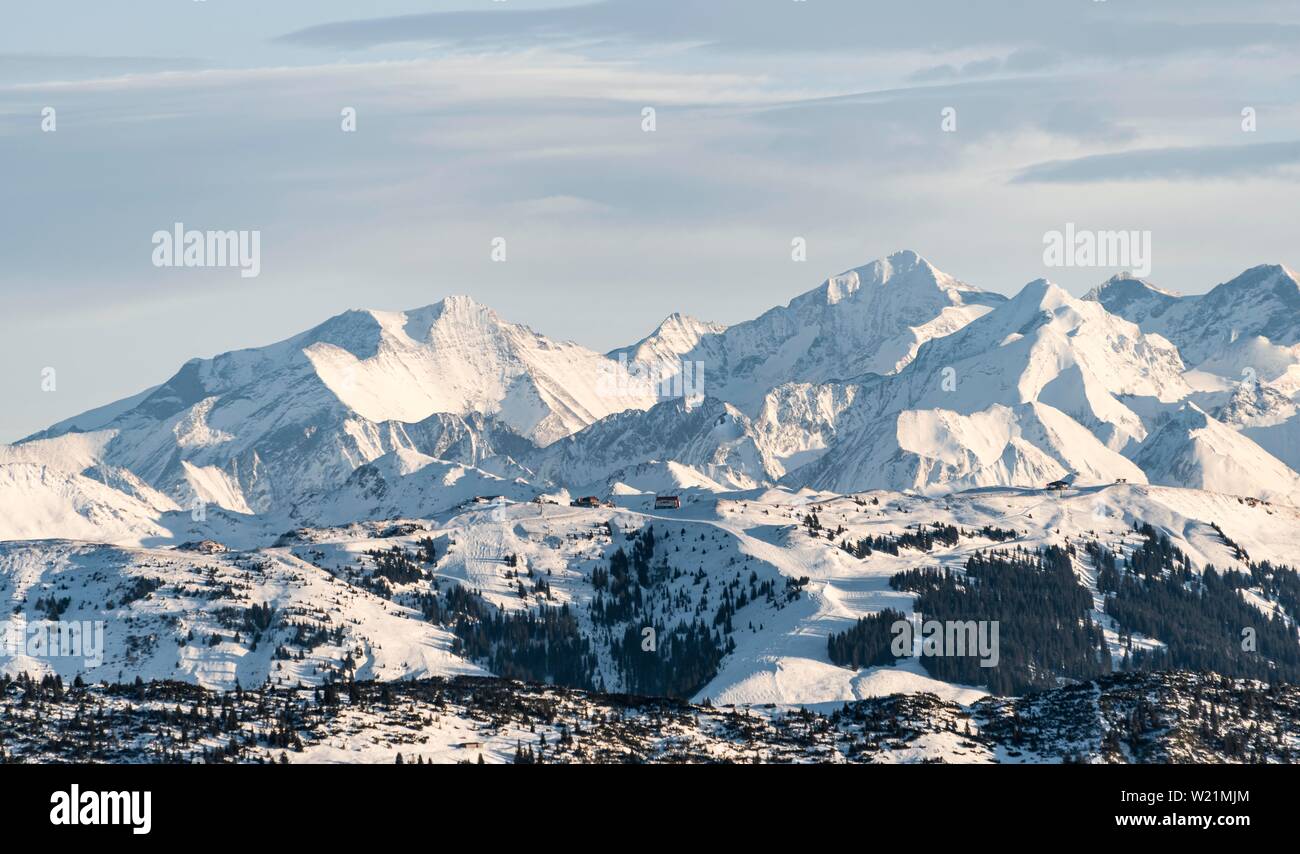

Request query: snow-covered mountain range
[
  {"left": 6, "top": 250, "right": 1300, "bottom": 720},
  {"left": 613, "top": 250, "right": 1006, "bottom": 414},
  {"left": 1087, "top": 264, "right": 1300, "bottom": 365},
  {"left": 7, "top": 249, "right": 1300, "bottom": 539},
  {"left": 16, "top": 296, "right": 652, "bottom": 518}
]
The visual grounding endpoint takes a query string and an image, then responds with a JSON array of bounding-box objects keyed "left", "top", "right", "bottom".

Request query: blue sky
[{"left": 3, "top": 0, "right": 1300, "bottom": 440}]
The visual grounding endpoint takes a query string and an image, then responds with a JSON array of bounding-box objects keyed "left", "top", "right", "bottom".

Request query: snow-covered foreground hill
[{"left": 5, "top": 482, "right": 1298, "bottom": 713}]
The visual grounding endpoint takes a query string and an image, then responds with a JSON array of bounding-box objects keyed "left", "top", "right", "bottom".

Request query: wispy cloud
[
  {"left": 1014, "top": 141, "right": 1300, "bottom": 183},
  {"left": 0, "top": 54, "right": 204, "bottom": 86},
  {"left": 278, "top": 0, "right": 1300, "bottom": 60}
]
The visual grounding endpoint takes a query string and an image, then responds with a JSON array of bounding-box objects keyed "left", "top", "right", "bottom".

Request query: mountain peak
[
  {"left": 356, "top": 295, "right": 525, "bottom": 350},
  {"left": 1216, "top": 263, "right": 1300, "bottom": 294},
  {"left": 658, "top": 311, "right": 721, "bottom": 333},
  {"left": 853, "top": 248, "right": 937, "bottom": 284},
  {"left": 815, "top": 250, "right": 983, "bottom": 308},
  {"left": 408, "top": 293, "right": 497, "bottom": 325},
  {"left": 1093, "top": 260, "right": 1300, "bottom": 365},
  {"left": 437, "top": 293, "right": 486, "bottom": 310},
  {"left": 1083, "top": 273, "right": 1181, "bottom": 303},
  {"left": 874, "top": 249, "right": 935, "bottom": 279},
  {"left": 1012, "top": 277, "right": 1073, "bottom": 311},
  {"left": 609, "top": 312, "right": 725, "bottom": 366}
]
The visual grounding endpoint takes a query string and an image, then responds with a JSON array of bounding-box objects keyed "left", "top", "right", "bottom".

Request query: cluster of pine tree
[
  {"left": 1245, "top": 560, "right": 1300, "bottom": 619},
  {"left": 439, "top": 586, "right": 599, "bottom": 689},
  {"left": 970, "top": 524, "right": 1019, "bottom": 543},
  {"left": 34, "top": 594, "right": 71, "bottom": 620},
  {"left": 1124, "top": 523, "right": 1192, "bottom": 580},
  {"left": 826, "top": 610, "right": 906, "bottom": 669},
  {"left": 1091, "top": 530, "right": 1300, "bottom": 681},
  {"left": 365, "top": 545, "right": 426, "bottom": 585},
  {"left": 275, "top": 620, "right": 343, "bottom": 660},
  {"left": 593, "top": 526, "right": 738, "bottom": 698},
  {"left": 590, "top": 528, "right": 666, "bottom": 624},
  {"left": 839, "top": 522, "right": 1013, "bottom": 559},
  {"left": 611, "top": 620, "right": 732, "bottom": 698},
  {"left": 415, "top": 536, "right": 439, "bottom": 564},
  {"left": 891, "top": 544, "right": 1110, "bottom": 694},
  {"left": 120, "top": 576, "right": 162, "bottom": 606},
  {"left": 801, "top": 509, "right": 846, "bottom": 541}
]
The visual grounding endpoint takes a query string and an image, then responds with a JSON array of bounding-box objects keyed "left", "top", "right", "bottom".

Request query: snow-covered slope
[
  {"left": 15, "top": 297, "right": 655, "bottom": 515},
  {"left": 0, "top": 432, "right": 181, "bottom": 543},
  {"left": 301, "top": 296, "right": 659, "bottom": 443},
  {"left": 7, "top": 481, "right": 1299, "bottom": 711},
  {"left": 0, "top": 463, "right": 174, "bottom": 543},
  {"left": 1081, "top": 273, "right": 1182, "bottom": 330},
  {"left": 894, "top": 278, "right": 1190, "bottom": 434},
  {"left": 785, "top": 278, "right": 1186, "bottom": 493},
  {"left": 1128, "top": 402, "right": 1300, "bottom": 504},
  {"left": 1241, "top": 418, "right": 1300, "bottom": 478},
  {"left": 0, "top": 539, "right": 480, "bottom": 688},
  {"left": 1086, "top": 266, "right": 1300, "bottom": 481},
  {"left": 791, "top": 402, "right": 1146, "bottom": 494},
  {"left": 291, "top": 448, "right": 536, "bottom": 527},
  {"left": 618, "top": 250, "right": 1006, "bottom": 414},
  {"left": 526, "top": 396, "right": 777, "bottom": 492},
  {"left": 609, "top": 313, "right": 726, "bottom": 374},
  {"left": 1088, "top": 264, "right": 1300, "bottom": 365},
  {"left": 749, "top": 381, "right": 864, "bottom": 479},
  {"left": 1196, "top": 335, "right": 1300, "bottom": 386},
  {"left": 603, "top": 460, "right": 734, "bottom": 496},
  {"left": 1197, "top": 343, "right": 1300, "bottom": 474}
]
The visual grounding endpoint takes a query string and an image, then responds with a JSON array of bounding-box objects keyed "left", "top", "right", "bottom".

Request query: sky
[{"left": 2, "top": 0, "right": 1299, "bottom": 441}]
